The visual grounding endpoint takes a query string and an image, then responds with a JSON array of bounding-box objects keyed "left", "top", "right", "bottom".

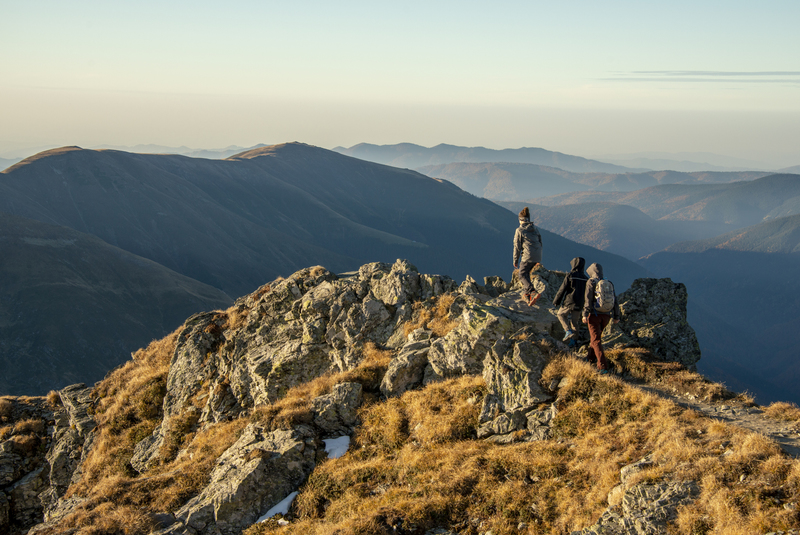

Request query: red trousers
[{"left": 587, "top": 314, "right": 611, "bottom": 370}]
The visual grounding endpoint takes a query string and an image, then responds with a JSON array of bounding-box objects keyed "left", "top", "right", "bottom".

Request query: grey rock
[
  {"left": 0, "top": 491, "right": 8, "bottom": 533},
  {"left": 175, "top": 424, "right": 319, "bottom": 535},
  {"left": 477, "top": 411, "right": 527, "bottom": 439},
  {"left": 8, "top": 466, "right": 46, "bottom": 530},
  {"left": 607, "top": 278, "right": 702, "bottom": 368},
  {"left": 312, "top": 382, "right": 363, "bottom": 437},
  {"left": 577, "top": 481, "right": 700, "bottom": 535},
  {"left": 427, "top": 297, "right": 516, "bottom": 380},
  {"left": 481, "top": 338, "right": 553, "bottom": 420},
  {"left": 381, "top": 341, "right": 432, "bottom": 398},
  {"left": 483, "top": 276, "right": 508, "bottom": 297}
]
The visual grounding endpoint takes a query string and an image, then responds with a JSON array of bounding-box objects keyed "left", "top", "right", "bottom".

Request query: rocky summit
[{"left": 1, "top": 260, "right": 798, "bottom": 535}]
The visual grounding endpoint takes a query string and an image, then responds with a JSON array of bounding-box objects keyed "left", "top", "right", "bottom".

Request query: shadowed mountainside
[
  {"left": 334, "top": 142, "right": 639, "bottom": 173},
  {"left": 0, "top": 143, "right": 648, "bottom": 297},
  {"left": 419, "top": 161, "right": 768, "bottom": 199},
  {"left": 640, "top": 217, "right": 800, "bottom": 405},
  {"left": 0, "top": 211, "right": 232, "bottom": 396}
]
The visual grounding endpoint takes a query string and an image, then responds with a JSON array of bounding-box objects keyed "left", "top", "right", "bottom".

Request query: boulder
[
  {"left": 575, "top": 481, "right": 700, "bottom": 535},
  {"left": 606, "top": 278, "right": 702, "bottom": 368},
  {"left": 381, "top": 341, "right": 432, "bottom": 398},
  {"left": 174, "top": 424, "right": 320, "bottom": 535},
  {"left": 312, "top": 383, "right": 363, "bottom": 437}
]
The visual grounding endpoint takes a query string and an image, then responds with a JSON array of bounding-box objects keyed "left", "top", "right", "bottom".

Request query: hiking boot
[
  {"left": 599, "top": 369, "right": 609, "bottom": 375},
  {"left": 562, "top": 329, "right": 574, "bottom": 341},
  {"left": 529, "top": 293, "right": 541, "bottom": 306},
  {"left": 567, "top": 338, "right": 577, "bottom": 348}
]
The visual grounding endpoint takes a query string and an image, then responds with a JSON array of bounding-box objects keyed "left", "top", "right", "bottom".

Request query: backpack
[{"left": 594, "top": 279, "right": 615, "bottom": 314}]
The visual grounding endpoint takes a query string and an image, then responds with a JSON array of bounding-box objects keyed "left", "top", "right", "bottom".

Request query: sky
[{"left": 2, "top": 0, "right": 800, "bottom": 167}]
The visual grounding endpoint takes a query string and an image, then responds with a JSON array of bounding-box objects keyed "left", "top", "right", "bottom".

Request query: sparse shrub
[
  {"left": 403, "top": 294, "right": 458, "bottom": 338},
  {"left": 9, "top": 433, "right": 41, "bottom": 455},
  {"left": 13, "top": 418, "right": 46, "bottom": 436},
  {"left": 764, "top": 401, "right": 800, "bottom": 425},
  {"left": 0, "top": 425, "right": 12, "bottom": 440},
  {"left": 0, "top": 398, "right": 12, "bottom": 421},
  {"left": 46, "top": 390, "right": 62, "bottom": 407}
]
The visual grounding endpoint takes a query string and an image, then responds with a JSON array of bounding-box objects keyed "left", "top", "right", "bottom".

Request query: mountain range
[
  {"left": 0, "top": 143, "right": 648, "bottom": 395},
  {"left": 420, "top": 161, "right": 768, "bottom": 199},
  {"left": 333, "top": 142, "right": 641, "bottom": 173}
]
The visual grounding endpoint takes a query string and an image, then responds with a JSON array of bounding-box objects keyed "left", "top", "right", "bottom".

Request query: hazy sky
[{"left": 2, "top": 1, "right": 799, "bottom": 166}]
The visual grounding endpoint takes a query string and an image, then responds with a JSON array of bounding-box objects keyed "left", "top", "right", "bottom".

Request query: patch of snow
[
  {"left": 324, "top": 436, "right": 350, "bottom": 459},
  {"left": 257, "top": 491, "right": 298, "bottom": 523}
]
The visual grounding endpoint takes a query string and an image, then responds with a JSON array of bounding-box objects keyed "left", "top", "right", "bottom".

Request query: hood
[
  {"left": 586, "top": 262, "right": 603, "bottom": 280},
  {"left": 570, "top": 257, "right": 585, "bottom": 272}
]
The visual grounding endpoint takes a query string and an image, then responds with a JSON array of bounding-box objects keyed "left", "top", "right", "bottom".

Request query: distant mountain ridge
[
  {"left": 420, "top": 162, "right": 768, "bottom": 199},
  {"left": 532, "top": 174, "right": 800, "bottom": 229},
  {"left": 333, "top": 142, "right": 641, "bottom": 174}
]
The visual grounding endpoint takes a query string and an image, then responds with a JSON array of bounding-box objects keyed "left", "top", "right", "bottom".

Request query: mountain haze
[
  {"left": 420, "top": 162, "right": 767, "bottom": 201},
  {"left": 334, "top": 142, "right": 639, "bottom": 173}
]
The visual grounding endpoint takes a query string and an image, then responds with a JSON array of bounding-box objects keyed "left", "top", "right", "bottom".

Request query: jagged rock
[
  {"left": 364, "top": 259, "right": 421, "bottom": 306},
  {"left": 483, "top": 276, "right": 508, "bottom": 297},
  {"left": 477, "top": 411, "right": 527, "bottom": 439},
  {"left": 0, "top": 447, "right": 24, "bottom": 487},
  {"left": 457, "top": 275, "right": 485, "bottom": 295},
  {"left": 481, "top": 337, "right": 553, "bottom": 419},
  {"left": 312, "top": 383, "right": 363, "bottom": 437},
  {"left": 38, "top": 384, "right": 96, "bottom": 516},
  {"left": 0, "top": 491, "right": 9, "bottom": 533},
  {"left": 381, "top": 341, "right": 432, "bottom": 398},
  {"left": 173, "top": 424, "right": 319, "bottom": 535},
  {"left": 608, "top": 456, "right": 655, "bottom": 507},
  {"left": 426, "top": 297, "right": 516, "bottom": 381},
  {"left": 8, "top": 466, "right": 46, "bottom": 530},
  {"left": 419, "top": 273, "right": 458, "bottom": 300},
  {"left": 604, "top": 278, "right": 701, "bottom": 368},
  {"left": 575, "top": 481, "right": 700, "bottom": 535}
]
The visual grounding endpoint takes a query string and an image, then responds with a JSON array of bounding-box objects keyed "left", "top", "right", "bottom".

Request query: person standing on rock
[
  {"left": 582, "top": 263, "right": 620, "bottom": 373},
  {"left": 512, "top": 206, "right": 543, "bottom": 306},
  {"left": 553, "top": 257, "right": 588, "bottom": 347}
]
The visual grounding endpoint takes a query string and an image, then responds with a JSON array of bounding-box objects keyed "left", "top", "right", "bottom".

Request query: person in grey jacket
[
  {"left": 553, "top": 257, "right": 588, "bottom": 345},
  {"left": 581, "top": 263, "right": 620, "bottom": 372},
  {"left": 512, "top": 207, "right": 543, "bottom": 305}
]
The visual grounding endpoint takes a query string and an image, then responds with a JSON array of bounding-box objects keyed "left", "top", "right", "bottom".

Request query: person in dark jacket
[
  {"left": 512, "top": 207, "right": 543, "bottom": 306},
  {"left": 582, "top": 263, "right": 620, "bottom": 372},
  {"left": 553, "top": 257, "right": 588, "bottom": 345}
]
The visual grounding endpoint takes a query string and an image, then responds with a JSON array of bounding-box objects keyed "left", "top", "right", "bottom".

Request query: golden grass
[
  {"left": 13, "top": 418, "right": 46, "bottom": 435},
  {"left": 46, "top": 389, "right": 62, "bottom": 407},
  {"left": 604, "top": 348, "right": 749, "bottom": 404},
  {"left": 246, "top": 358, "right": 800, "bottom": 535},
  {"left": 0, "top": 397, "right": 12, "bottom": 421},
  {"left": 70, "top": 329, "right": 179, "bottom": 493},
  {"left": 764, "top": 402, "right": 800, "bottom": 426},
  {"left": 403, "top": 294, "right": 459, "bottom": 338}
]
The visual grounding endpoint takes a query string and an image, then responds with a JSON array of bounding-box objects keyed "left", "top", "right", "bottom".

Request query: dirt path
[{"left": 637, "top": 384, "right": 800, "bottom": 458}]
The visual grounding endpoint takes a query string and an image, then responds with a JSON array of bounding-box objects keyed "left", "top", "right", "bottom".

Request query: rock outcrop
[{"left": 8, "top": 260, "right": 710, "bottom": 535}]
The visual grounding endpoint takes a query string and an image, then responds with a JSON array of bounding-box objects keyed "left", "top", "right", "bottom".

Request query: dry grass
[
  {"left": 47, "top": 325, "right": 251, "bottom": 535},
  {"left": 0, "top": 397, "right": 12, "bottom": 421},
  {"left": 13, "top": 417, "right": 46, "bottom": 435},
  {"left": 0, "top": 425, "right": 12, "bottom": 440},
  {"left": 70, "top": 330, "right": 179, "bottom": 493},
  {"left": 764, "top": 402, "right": 800, "bottom": 426},
  {"left": 247, "top": 358, "right": 800, "bottom": 535},
  {"left": 251, "top": 342, "right": 393, "bottom": 431},
  {"left": 403, "top": 294, "right": 459, "bottom": 338},
  {"left": 603, "top": 348, "right": 748, "bottom": 404},
  {"left": 46, "top": 390, "right": 62, "bottom": 407}
]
